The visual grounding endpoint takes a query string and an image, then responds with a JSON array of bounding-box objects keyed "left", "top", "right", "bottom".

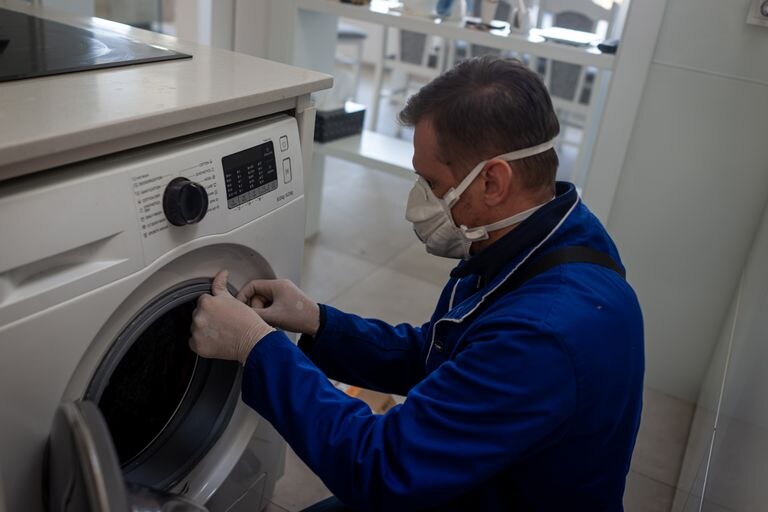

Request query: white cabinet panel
[{"left": 655, "top": 0, "right": 768, "bottom": 85}]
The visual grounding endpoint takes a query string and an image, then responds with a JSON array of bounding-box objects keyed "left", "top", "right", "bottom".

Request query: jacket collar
[{"left": 451, "top": 181, "right": 579, "bottom": 287}]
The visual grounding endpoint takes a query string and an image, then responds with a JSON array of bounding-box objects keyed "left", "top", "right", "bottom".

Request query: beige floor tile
[
  {"left": 271, "top": 447, "right": 332, "bottom": 512},
  {"left": 631, "top": 387, "right": 695, "bottom": 486},
  {"left": 671, "top": 489, "right": 735, "bottom": 512},
  {"left": 386, "top": 242, "right": 458, "bottom": 287},
  {"left": 700, "top": 500, "right": 735, "bottom": 512},
  {"left": 672, "top": 489, "right": 695, "bottom": 512},
  {"left": 264, "top": 501, "right": 291, "bottom": 512},
  {"left": 314, "top": 202, "right": 416, "bottom": 266},
  {"left": 624, "top": 471, "right": 675, "bottom": 512},
  {"left": 302, "top": 241, "right": 378, "bottom": 303},
  {"left": 314, "top": 157, "right": 417, "bottom": 266},
  {"left": 329, "top": 266, "right": 443, "bottom": 327}
]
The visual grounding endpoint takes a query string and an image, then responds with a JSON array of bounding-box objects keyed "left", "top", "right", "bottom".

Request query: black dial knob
[{"left": 163, "top": 177, "right": 209, "bottom": 226}]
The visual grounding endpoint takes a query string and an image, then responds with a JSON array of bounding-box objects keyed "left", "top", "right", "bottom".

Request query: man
[{"left": 190, "top": 56, "right": 644, "bottom": 511}]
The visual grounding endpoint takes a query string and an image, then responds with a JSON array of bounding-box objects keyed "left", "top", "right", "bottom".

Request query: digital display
[{"left": 222, "top": 141, "right": 278, "bottom": 209}]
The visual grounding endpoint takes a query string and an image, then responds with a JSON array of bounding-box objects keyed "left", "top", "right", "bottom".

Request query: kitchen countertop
[{"left": 0, "top": 1, "right": 333, "bottom": 182}]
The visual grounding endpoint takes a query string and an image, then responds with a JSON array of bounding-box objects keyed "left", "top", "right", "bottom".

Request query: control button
[
  {"left": 279, "top": 136, "right": 289, "bottom": 151},
  {"left": 163, "top": 177, "right": 209, "bottom": 226},
  {"left": 282, "top": 158, "right": 292, "bottom": 183}
]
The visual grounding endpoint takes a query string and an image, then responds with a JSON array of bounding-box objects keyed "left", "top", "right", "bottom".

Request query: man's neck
[{"left": 470, "top": 187, "right": 556, "bottom": 255}]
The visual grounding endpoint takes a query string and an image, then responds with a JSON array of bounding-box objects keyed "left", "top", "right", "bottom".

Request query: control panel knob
[{"left": 163, "top": 177, "right": 209, "bottom": 226}]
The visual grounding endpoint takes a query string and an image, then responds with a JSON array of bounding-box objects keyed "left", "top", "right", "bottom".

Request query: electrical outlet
[{"left": 747, "top": 0, "right": 768, "bottom": 27}]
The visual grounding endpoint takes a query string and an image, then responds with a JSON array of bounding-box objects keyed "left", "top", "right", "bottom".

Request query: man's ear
[{"left": 482, "top": 160, "right": 514, "bottom": 207}]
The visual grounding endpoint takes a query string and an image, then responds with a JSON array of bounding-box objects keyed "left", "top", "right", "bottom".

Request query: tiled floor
[
  {"left": 624, "top": 388, "right": 695, "bottom": 512},
  {"left": 264, "top": 60, "right": 697, "bottom": 512}
]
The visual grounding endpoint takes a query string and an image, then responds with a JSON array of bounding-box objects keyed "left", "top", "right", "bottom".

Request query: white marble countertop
[{"left": 0, "top": 1, "right": 333, "bottom": 181}]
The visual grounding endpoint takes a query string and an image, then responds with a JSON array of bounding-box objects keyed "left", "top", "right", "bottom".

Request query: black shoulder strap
[{"left": 501, "top": 245, "right": 625, "bottom": 294}]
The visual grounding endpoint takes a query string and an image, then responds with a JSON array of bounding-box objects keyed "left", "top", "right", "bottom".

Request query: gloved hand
[
  {"left": 189, "top": 270, "right": 275, "bottom": 364},
  {"left": 236, "top": 278, "right": 321, "bottom": 336}
]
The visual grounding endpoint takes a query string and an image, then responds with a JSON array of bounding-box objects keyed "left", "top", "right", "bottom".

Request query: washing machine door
[
  {"left": 48, "top": 401, "right": 130, "bottom": 512},
  {"left": 47, "top": 401, "right": 207, "bottom": 512}
]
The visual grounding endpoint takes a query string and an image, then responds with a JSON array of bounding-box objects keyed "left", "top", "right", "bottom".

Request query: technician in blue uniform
[{"left": 190, "top": 56, "right": 644, "bottom": 511}]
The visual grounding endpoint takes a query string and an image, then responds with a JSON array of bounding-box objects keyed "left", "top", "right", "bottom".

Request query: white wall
[
  {"left": 673, "top": 195, "right": 768, "bottom": 511},
  {"left": 605, "top": 0, "right": 768, "bottom": 401},
  {"left": 174, "top": 0, "right": 235, "bottom": 50},
  {"left": 233, "top": 0, "right": 270, "bottom": 57}
]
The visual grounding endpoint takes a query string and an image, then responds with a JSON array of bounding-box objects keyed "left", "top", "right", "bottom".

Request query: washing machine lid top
[{"left": 48, "top": 401, "right": 131, "bottom": 512}]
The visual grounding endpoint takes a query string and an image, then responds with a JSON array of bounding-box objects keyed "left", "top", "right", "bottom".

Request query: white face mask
[{"left": 405, "top": 139, "right": 556, "bottom": 260}]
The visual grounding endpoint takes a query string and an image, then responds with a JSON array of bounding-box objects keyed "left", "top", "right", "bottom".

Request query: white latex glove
[
  {"left": 236, "top": 278, "right": 321, "bottom": 336},
  {"left": 189, "top": 270, "right": 275, "bottom": 364}
]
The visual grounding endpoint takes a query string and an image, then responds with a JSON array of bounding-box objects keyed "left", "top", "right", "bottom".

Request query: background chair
[
  {"left": 536, "top": 0, "right": 617, "bottom": 109},
  {"left": 369, "top": 28, "right": 445, "bottom": 135},
  {"left": 336, "top": 21, "right": 368, "bottom": 102},
  {"left": 533, "top": 0, "right": 618, "bottom": 180}
]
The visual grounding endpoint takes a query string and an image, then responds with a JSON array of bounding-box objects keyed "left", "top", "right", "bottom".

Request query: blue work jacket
[{"left": 242, "top": 182, "right": 644, "bottom": 511}]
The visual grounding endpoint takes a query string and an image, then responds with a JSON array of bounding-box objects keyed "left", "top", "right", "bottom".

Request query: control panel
[
  {"left": 127, "top": 114, "right": 303, "bottom": 264},
  {"left": 222, "top": 141, "right": 278, "bottom": 209},
  {"left": 131, "top": 157, "right": 221, "bottom": 240}
]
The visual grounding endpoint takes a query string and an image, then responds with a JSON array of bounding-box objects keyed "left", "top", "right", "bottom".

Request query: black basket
[{"left": 314, "top": 102, "right": 366, "bottom": 143}]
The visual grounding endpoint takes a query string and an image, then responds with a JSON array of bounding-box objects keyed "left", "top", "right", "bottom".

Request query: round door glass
[
  {"left": 98, "top": 300, "right": 198, "bottom": 465},
  {"left": 86, "top": 279, "right": 241, "bottom": 490}
]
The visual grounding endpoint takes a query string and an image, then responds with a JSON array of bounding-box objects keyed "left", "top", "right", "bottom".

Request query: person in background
[
  {"left": 436, "top": 0, "right": 475, "bottom": 17},
  {"left": 189, "top": 56, "right": 644, "bottom": 511}
]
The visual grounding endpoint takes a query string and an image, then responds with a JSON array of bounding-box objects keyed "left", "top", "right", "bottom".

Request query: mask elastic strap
[
  {"left": 460, "top": 202, "right": 546, "bottom": 241},
  {"left": 441, "top": 138, "right": 557, "bottom": 208},
  {"left": 483, "top": 202, "right": 547, "bottom": 232},
  {"left": 497, "top": 139, "right": 556, "bottom": 162}
]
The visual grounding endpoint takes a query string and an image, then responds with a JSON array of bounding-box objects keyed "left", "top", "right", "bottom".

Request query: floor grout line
[
  {"left": 629, "top": 468, "right": 677, "bottom": 489},
  {"left": 265, "top": 500, "right": 293, "bottom": 512}
]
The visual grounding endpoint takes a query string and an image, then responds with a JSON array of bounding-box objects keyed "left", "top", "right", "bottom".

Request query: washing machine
[{"left": 0, "top": 114, "right": 306, "bottom": 511}]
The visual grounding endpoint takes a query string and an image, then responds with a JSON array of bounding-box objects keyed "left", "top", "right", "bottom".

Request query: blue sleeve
[
  {"left": 242, "top": 322, "right": 577, "bottom": 512},
  {"left": 299, "top": 305, "right": 429, "bottom": 395}
]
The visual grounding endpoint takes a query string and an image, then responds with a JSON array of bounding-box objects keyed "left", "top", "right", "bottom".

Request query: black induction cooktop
[{"left": 0, "top": 8, "right": 191, "bottom": 83}]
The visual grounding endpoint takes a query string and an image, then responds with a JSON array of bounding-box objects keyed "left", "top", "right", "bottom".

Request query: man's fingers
[
  {"left": 248, "top": 295, "right": 267, "bottom": 309},
  {"left": 236, "top": 280, "right": 274, "bottom": 303},
  {"left": 211, "top": 269, "right": 230, "bottom": 296}
]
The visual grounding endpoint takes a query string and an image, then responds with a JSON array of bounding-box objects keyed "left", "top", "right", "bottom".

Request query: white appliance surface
[{"left": 0, "top": 114, "right": 305, "bottom": 511}]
